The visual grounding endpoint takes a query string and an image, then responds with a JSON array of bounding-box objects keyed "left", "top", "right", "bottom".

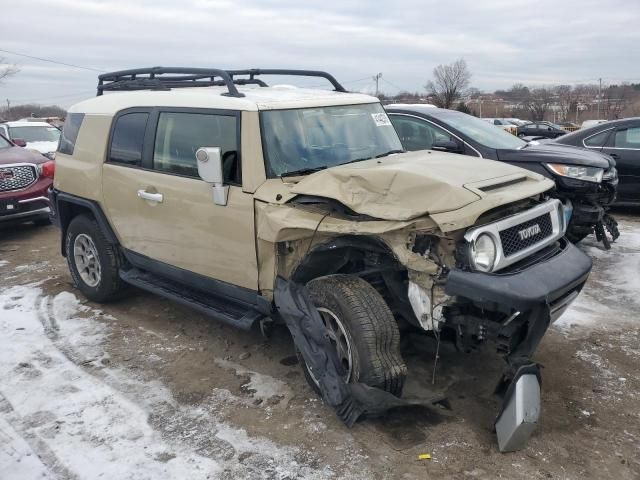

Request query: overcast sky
[{"left": 2, "top": 0, "right": 639, "bottom": 107}]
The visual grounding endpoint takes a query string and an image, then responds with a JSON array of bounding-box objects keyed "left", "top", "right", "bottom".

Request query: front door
[
  {"left": 102, "top": 108, "right": 258, "bottom": 290},
  {"left": 603, "top": 125, "right": 640, "bottom": 203}
]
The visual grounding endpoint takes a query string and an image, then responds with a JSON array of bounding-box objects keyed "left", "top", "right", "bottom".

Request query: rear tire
[
  {"left": 298, "top": 274, "right": 407, "bottom": 397},
  {"left": 65, "top": 214, "right": 126, "bottom": 302}
]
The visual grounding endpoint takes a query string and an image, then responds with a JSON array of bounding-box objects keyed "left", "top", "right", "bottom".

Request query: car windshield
[
  {"left": 261, "top": 103, "right": 403, "bottom": 177},
  {"left": 437, "top": 112, "right": 526, "bottom": 149},
  {"left": 9, "top": 125, "right": 61, "bottom": 143},
  {"left": 0, "top": 135, "right": 11, "bottom": 149}
]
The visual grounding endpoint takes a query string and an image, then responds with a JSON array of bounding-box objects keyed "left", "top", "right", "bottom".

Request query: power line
[
  {"left": 11, "top": 90, "right": 96, "bottom": 104},
  {"left": 380, "top": 77, "right": 410, "bottom": 93},
  {"left": 0, "top": 48, "right": 104, "bottom": 73}
]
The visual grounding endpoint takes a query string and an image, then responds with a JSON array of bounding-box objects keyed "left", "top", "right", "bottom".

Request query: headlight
[
  {"left": 545, "top": 163, "right": 604, "bottom": 183},
  {"left": 470, "top": 233, "right": 497, "bottom": 272}
]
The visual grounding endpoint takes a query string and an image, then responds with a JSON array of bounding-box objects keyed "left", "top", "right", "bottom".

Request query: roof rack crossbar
[
  {"left": 96, "top": 67, "right": 347, "bottom": 97},
  {"left": 226, "top": 69, "right": 346, "bottom": 92},
  {"left": 97, "top": 67, "right": 245, "bottom": 97}
]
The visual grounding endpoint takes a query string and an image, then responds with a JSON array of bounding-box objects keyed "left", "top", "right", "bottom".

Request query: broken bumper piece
[
  {"left": 495, "top": 364, "right": 541, "bottom": 453},
  {"left": 445, "top": 239, "right": 591, "bottom": 451}
]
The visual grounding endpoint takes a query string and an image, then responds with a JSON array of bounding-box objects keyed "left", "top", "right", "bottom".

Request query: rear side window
[
  {"left": 152, "top": 112, "right": 240, "bottom": 183},
  {"left": 58, "top": 113, "right": 85, "bottom": 155},
  {"left": 614, "top": 127, "right": 640, "bottom": 149},
  {"left": 583, "top": 129, "right": 610, "bottom": 148},
  {"left": 109, "top": 113, "right": 149, "bottom": 166}
]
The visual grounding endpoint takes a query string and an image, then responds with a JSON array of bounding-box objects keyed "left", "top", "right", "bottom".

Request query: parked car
[
  {"left": 517, "top": 121, "right": 567, "bottom": 139},
  {"left": 51, "top": 67, "right": 592, "bottom": 452},
  {"left": 0, "top": 133, "right": 54, "bottom": 225},
  {"left": 0, "top": 121, "right": 61, "bottom": 159},
  {"left": 581, "top": 119, "right": 608, "bottom": 129},
  {"left": 554, "top": 118, "right": 640, "bottom": 206},
  {"left": 386, "top": 105, "right": 619, "bottom": 247}
]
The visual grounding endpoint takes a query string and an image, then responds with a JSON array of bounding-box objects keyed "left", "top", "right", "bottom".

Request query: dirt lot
[{"left": 1, "top": 214, "right": 639, "bottom": 480}]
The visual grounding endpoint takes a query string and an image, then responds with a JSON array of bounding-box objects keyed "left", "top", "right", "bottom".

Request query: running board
[{"left": 119, "top": 268, "right": 263, "bottom": 330}]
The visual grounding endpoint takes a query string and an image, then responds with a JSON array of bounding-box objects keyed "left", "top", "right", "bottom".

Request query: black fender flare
[{"left": 51, "top": 190, "right": 119, "bottom": 256}]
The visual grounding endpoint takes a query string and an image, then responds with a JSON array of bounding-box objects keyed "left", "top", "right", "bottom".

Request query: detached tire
[
  {"left": 299, "top": 274, "right": 407, "bottom": 397},
  {"left": 65, "top": 214, "right": 125, "bottom": 302}
]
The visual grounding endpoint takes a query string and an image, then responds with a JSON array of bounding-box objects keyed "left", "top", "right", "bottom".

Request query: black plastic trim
[
  {"left": 445, "top": 239, "right": 592, "bottom": 311},
  {"left": 122, "top": 249, "right": 271, "bottom": 315},
  {"left": 52, "top": 190, "right": 119, "bottom": 256}
]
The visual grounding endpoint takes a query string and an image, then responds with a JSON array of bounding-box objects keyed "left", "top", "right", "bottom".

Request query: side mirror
[
  {"left": 432, "top": 139, "right": 462, "bottom": 153},
  {"left": 195, "top": 147, "right": 228, "bottom": 206},
  {"left": 13, "top": 138, "right": 27, "bottom": 147}
]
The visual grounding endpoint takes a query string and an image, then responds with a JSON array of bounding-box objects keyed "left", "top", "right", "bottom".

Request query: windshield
[
  {"left": 438, "top": 112, "right": 526, "bottom": 149},
  {"left": 0, "top": 134, "right": 11, "bottom": 149},
  {"left": 261, "top": 103, "right": 403, "bottom": 177},
  {"left": 9, "top": 125, "right": 61, "bottom": 143}
]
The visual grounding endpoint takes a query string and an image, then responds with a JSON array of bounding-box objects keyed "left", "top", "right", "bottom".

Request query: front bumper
[
  {"left": 445, "top": 239, "right": 591, "bottom": 314},
  {"left": 0, "top": 178, "right": 53, "bottom": 222}
]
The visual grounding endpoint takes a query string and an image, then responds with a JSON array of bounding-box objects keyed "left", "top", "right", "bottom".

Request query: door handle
[
  {"left": 609, "top": 153, "right": 619, "bottom": 159},
  {"left": 137, "top": 190, "right": 164, "bottom": 203}
]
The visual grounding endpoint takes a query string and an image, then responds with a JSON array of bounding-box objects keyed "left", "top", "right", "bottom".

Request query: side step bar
[{"left": 120, "top": 268, "right": 264, "bottom": 331}]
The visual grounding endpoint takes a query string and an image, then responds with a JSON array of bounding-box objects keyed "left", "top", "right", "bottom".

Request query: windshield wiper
[
  {"left": 375, "top": 149, "right": 405, "bottom": 158},
  {"left": 280, "top": 166, "right": 328, "bottom": 177}
]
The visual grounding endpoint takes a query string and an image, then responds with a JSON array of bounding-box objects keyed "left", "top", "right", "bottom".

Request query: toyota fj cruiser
[{"left": 51, "top": 68, "right": 592, "bottom": 452}]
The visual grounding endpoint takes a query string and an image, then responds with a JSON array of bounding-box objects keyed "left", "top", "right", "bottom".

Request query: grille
[
  {"left": 499, "top": 213, "right": 553, "bottom": 257},
  {"left": 0, "top": 165, "right": 37, "bottom": 192}
]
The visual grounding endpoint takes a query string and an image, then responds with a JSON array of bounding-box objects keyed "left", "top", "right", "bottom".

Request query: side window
[
  {"left": 153, "top": 112, "right": 240, "bottom": 184},
  {"left": 614, "top": 127, "right": 640, "bottom": 149},
  {"left": 109, "top": 113, "right": 149, "bottom": 166},
  {"left": 390, "top": 116, "right": 453, "bottom": 151},
  {"left": 584, "top": 130, "right": 611, "bottom": 148},
  {"left": 58, "top": 113, "right": 85, "bottom": 155}
]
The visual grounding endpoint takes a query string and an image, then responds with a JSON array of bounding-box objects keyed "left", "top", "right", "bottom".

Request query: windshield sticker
[{"left": 371, "top": 113, "right": 392, "bottom": 127}]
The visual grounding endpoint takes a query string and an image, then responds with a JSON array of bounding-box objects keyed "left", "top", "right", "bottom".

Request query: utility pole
[
  {"left": 372, "top": 73, "right": 382, "bottom": 97},
  {"left": 597, "top": 77, "right": 602, "bottom": 119},
  {"left": 5, "top": 99, "right": 9, "bottom": 114}
]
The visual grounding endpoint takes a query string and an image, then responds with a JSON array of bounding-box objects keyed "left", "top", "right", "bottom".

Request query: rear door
[
  {"left": 602, "top": 124, "right": 640, "bottom": 202},
  {"left": 101, "top": 107, "right": 258, "bottom": 290}
]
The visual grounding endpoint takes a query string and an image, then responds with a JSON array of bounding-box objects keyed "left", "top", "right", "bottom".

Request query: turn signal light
[{"left": 40, "top": 160, "right": 55, "bottom": 178}]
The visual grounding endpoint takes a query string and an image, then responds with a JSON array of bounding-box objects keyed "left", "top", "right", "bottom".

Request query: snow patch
[{"left": 0, "top": 284, "right": 338, "bottom": 479}]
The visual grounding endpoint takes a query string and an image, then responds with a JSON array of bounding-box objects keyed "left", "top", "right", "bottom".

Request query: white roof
[
  {"left": 68, "top": 85, "right": 379, "bottom": 115},
  {"left": 0, "top": 121, "right": 56, "bottom": 127}
]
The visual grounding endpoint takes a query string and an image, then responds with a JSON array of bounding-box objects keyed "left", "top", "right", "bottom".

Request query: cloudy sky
[{"left": 2, "top": 0, "right": 639, "bottom": 107}]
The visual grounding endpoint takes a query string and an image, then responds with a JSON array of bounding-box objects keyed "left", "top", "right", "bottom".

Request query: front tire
[
  {"left": 65, "top": 214, "right": 125, "bottom": 302},
  {"left": 299, "top": 275, "right": 407, "bottom": 397}
]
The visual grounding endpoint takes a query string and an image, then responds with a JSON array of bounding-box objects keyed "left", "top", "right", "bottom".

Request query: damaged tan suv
[{"left": 51, "top": 68, "right": 592, "bottom": 452}]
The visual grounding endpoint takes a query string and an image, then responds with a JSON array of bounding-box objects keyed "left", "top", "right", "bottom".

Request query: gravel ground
[{"left": 0, "top": 213, "right": 639, "bottom": 479}]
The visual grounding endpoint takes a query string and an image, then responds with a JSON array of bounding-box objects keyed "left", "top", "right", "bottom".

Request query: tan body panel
[
  {"left": 102, "top": 164, "right": 258, "bottom": 290},
  {"left": 53, "top": 115, "right": 112, "bottom": 202}
]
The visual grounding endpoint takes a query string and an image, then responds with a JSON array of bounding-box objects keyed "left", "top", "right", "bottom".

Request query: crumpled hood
[
  {"left": 497, "top": 143, "right": 613, "bottom": 168},
  {"left": 287, "top": 150, "right": 550, "bottom": 221}
]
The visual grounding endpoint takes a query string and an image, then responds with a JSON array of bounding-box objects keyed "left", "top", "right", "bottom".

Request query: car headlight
[
  {"left": 545, "top": 163, "right": 604, "bottom": 183},
  {"left": 470, "top": 233, "right": 497, "bottom": 272}
]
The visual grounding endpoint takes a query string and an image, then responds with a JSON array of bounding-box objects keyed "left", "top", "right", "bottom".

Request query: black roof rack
[{"left": 96, "top": 67, "right": 347, "bottom": 97}]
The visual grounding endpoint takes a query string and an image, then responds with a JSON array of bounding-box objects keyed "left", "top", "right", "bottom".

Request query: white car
[
  {"left": 0, "top": 121, "right": 61, "bottom": 159},
  {"left": 581, "top": 119, "right": 608, "bottom": 129}
]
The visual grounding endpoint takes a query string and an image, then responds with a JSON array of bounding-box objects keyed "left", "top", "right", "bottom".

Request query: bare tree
[
  {"left": 0, "top": 57, "right": 19, "bottom": 84},
  {"left": 554, "top": 85, "right": 574, "bottom": 121},
  {"left": 601, "top": 84, "right": 634, "bottom": 119},
  {"left": 525, "top": 88, "right": 553, "bottom": 121},
  {"left": 425, "top": 58, "right": 472, "bottom": 108}
]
